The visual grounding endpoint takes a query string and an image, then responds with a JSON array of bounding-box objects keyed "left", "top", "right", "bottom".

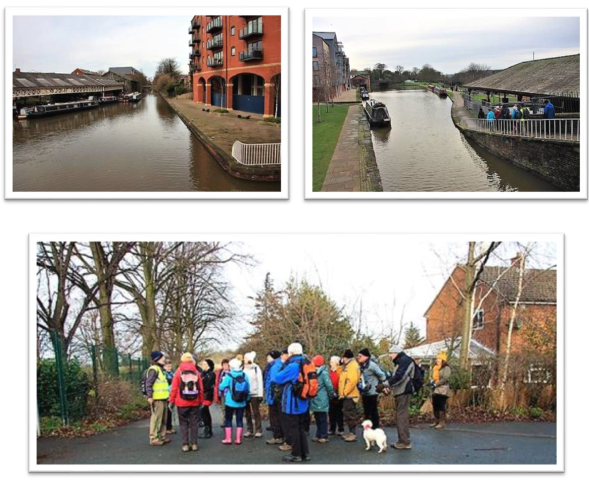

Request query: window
[
  {"left": 473, "top": 310, "right": 484, "bottom": 330},
  {"left": 313, "top": 47, "right": 317, "bottom": 58},
  {"left": 231, "top": 26, "right": 235, "bottom": 36},
  {"left": 231, "top": 47, "right": 235, "bottom": 56},
  {"left": 313, "top": 61, "right": 319, "bottom": 71}
]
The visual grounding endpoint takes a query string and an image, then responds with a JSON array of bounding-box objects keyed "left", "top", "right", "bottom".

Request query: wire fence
[{"left": 37, "top": 332, "right": 148, "bottom": 427}]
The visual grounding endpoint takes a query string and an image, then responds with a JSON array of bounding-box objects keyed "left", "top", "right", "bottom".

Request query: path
[
  {"left": 321, "top": 105, "right": 382, "bottom": 192},
  {"left": 333, "top": 89, "right": 359, "bottom": 104},
  {"left": 167, "top": 96, "right": 281, "bottom": 156},
  {"left": 450, "top": 90, "right": 473, "bottom": 127},
  {"left": 37, "top": 406, "right": 556, "bottom": 465}
]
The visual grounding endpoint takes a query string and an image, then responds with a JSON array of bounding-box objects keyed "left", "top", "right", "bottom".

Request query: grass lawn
[{"left": 312, "top": 104, "right": 350, "bottom": 191}]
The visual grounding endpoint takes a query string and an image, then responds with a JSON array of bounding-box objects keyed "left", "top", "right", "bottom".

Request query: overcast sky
[
  {"left": 13, "top": 16, "right": 191, "bottom": 77},
  {"left": 223, "top": 238, "right": 557, "bottom": 348},
  {"left": 313, "top": 16, "right": 580, "bottom": 74}
]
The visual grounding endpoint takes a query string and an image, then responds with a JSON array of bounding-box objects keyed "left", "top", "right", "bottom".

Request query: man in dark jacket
[
  {"left": 199, "top": 359, "right": 216, "bottom": 438},
  {"left": 384, "top": 345, "right": 415, "bottom": 450}
]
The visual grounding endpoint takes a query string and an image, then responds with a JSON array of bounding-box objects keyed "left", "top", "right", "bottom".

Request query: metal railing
[
  {"left": 460, "top": 117, "right": 580, "bottom": 141},
  {"left": 206, "top": 38, "right": 223, "bottom": 50},
  {"left": 206, "top": 17, "right": 223, "bottom": 32},
  {"left": 232, "top": 141, "right": 281, "bottom": 166},
  {"left": 240, "top": 49, "right": 263, "bottom": 61},
  {"left": 239, "top": 24, "right": 263, "bottom": 38},
  {"left": 207, "top": 57, "right": 223, "bottom": 67}
]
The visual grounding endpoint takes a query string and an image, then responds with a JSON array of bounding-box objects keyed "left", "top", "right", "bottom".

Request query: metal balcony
[
  {"left": 207, "top": 57, "right": 223, "bottom": 67},
  {"left": 240, "top": 49, "right": 263, "bottom": 62},
  {"left": 189, "top": 25, "right": 194, "bottom": 34},
  {"left": 192, "top": 19, "right": 200, "bottom": 29},
  {"left": 206, "top": 17, "right": 223, "bottom": 33},
  {"left": 206, "top": 39, "right": 223, "bottom": 50},
  {"left": 239, "top": 24, "right": 263, "bottom": 39}
]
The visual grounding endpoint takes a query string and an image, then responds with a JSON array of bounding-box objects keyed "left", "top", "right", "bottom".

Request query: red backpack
[{"left": 293, "top": 357, "right": 319, "bottom": 399}]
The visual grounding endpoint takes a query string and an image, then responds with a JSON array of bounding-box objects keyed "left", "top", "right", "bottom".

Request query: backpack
[
  {"left": 179, "top": 370, "right": 200, "bottom": 400},
  {"left": 229, "top": 372, "right": 249, "bottom": 403},
  {"left": 292, "top": 357, "right": 319, "bottom": 399},
  {"left": 514, "top": 109, "right": 521, "bottom": 120},
  {"left": 523, "top": 108, "right": 530, "bottom": 119},
  {"left": 410, "top": 360, "right": 425, "bottom": 394}
]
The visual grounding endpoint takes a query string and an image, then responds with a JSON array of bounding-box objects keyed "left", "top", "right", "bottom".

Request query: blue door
[
  {"left": 212, "top": 93, "right": 226, "bottom": 107},
  {"left": 233, "top": 94, "right": 265, "bottom": 115}
]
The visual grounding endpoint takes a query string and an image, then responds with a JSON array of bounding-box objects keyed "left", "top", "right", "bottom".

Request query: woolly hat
[
  {"left": 180, "top": 352, "right": 195, "bottom": 363},
  {"left": 358, "top": 348, "right": 371, "bottom": 358},
  {"left": 151, "top": 351, "right": 164, "bottom": 362},
  {"left": 436, "top": 351, "right": 447, "bottom": 362},
  {"left": 229, "top": 358, "right": 242, "bottom": 370},
  {"left": 343, "top": 349, "right": 354, "bottom": 359},
  {"left": 388, "top": 344, "right": 403, "bottom": 354},
  {"left": 244, "top": 351, "right": 256, "bottom": 363},
  {"left": 312, "top": 355, "right": 325, "bottom": 367},
  {"left": 288, "top": 342, "right": 303, "bottom": 355},
  {"left": 267, "top": 350, "right": 281, "bottom": 360}
]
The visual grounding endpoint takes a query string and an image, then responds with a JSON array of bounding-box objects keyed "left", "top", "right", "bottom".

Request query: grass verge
[{"left": 312, "top": 104, "right": 350, "bottom": 191}]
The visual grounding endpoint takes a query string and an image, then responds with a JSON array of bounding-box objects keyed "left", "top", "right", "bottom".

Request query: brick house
[
  {"left": 416, "top": 257, "right": 556, "bottom": 365},
  {"left": 189, "top": 15, "right": 281, "bottom": 118},
  {"left": 312, "top": 34, "right": 331, "bottom": 102}
]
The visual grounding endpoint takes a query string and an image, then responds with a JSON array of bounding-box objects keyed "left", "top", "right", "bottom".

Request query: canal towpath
[
  {"left": 167, "top": 95, "right": 281, "bottom": 157},
  {"left": 332, "top": 88, "right": 359, "bottom": 103},
  {"left": 450, "top": 90, "right": 474, "bottom": 127},
  {"left": 321, "top": 104, "right": 382, "bottom": 192}
]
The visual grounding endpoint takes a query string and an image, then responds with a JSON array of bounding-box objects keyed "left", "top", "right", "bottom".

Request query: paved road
[{"left": 37, "top": 406, "right": 556, "bottom": 465}]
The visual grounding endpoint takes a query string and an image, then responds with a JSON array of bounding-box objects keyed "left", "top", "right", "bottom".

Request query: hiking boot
[
  {"left": 162, "top": 438, "right": 171, "bottom": 444},
  {"left": 266, "top": 438, "right": 284, "bottom": 445},
  {"left": 282, "top": 455, "right": 302, "bottom": 463},
  {"left": 337, "top": 431, "right": 345, "bottom": 437},
  {"left": 150, "top": 439, "right": 164, "bottom": 446},
  {"left": 391, "top": 442, "right": 412, "bottom": 450},
  {"left": 318, "top": 438, "right": 329, "bottom": 444},
  {"left": 181, "top": 444, "right": 190, "bottom": 452},
  {"left": 244, "top": 431, "right": 254, "bottom": 438},
  {"left": 429, "top": 421, "right": 439, "bottom": 428},
  {"left": 328, "top": 431, "right": 336, "bottom": 436},
  {"left": 302, "top": 455, "right": 311, "bottom": 462},
  {"left": 190, "top": 444, "right": 198, "bottom": 451},
  {"left": 199, "top": 427, "right": 212, "bottom": 439},
  {"left": 166, "top": 429, "right": 176, "bottom": 435},
  {"left": 435, "top": 412, "right": 447, "bottom": 429},
  {"left": 343, "top": 433, "right": 357, "bottom": 442},
  {"left": 311, "top": 437, "right": 320, "bottom": 443},
  {"left": 254, "top": 432, "right": 263, "bottom": 438},
  {"left": 278, "top": 443, "right": 292, "bottom": 452}
]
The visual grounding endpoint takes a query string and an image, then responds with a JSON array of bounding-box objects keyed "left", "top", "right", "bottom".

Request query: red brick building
[
  {"left": 189, "top": 15, "right": 281, "bottom": 118},
  {"left": 422, "top": 259, "right": 557, "bottom": 359}
]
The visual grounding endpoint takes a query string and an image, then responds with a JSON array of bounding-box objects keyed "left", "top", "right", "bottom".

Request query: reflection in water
[
  {"left": 369, "top": 90, "right": 559, "bottom": 192},
  {"left": 13, "top": 94, "right": 280, "bottom": 192}
]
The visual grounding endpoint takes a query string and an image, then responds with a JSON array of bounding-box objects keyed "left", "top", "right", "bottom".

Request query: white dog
[{"left": 361, "top": 419, "right": 387, "bottom": 453}]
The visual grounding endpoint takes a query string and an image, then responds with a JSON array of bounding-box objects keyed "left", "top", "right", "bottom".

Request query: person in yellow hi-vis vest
[{"left": 146, "top": 351, "right": 171, "bottom": 446}]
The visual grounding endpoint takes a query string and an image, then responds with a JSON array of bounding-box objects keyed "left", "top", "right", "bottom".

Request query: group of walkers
[
  {"left": 481, "top": 99, "right": 555, "bottom": 135},
  {"left": 143, "top": 343, "right": 452, "bottom": 463}
]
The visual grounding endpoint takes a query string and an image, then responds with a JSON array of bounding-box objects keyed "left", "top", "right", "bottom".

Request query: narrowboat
[
  {"left": 18, "top": 98, "right": 99, "bottom": 120},
  {"left": 434, "top": 86, "right": 448, "bottom": 98},
  {"left": 364, "top": 99, "right": 391, "bottom": 128},
  {"left": 123, "top": 92, "right": 143, "bottom": 102},
  {"left": 99, "top": 95, "right": 119, "bottom": 104},
  {"left": 428, "top": 85, "right": 435, "bottom": 92}
]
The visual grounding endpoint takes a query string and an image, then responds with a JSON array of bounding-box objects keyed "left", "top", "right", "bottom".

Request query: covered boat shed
[{"left": 464, "top": 54, "right": 580, "bottom": 113}]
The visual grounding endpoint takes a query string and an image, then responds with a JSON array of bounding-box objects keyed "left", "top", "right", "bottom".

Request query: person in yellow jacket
[
  {"left": 146, "top": 351, "right": 171, "bottom": 446},
  {"left": 338, "top": 350, "right": 361, "bottom": 442}
]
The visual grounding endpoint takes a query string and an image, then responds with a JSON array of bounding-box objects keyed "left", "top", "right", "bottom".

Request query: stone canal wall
[
  {"left": 159, "top": 94, "right": 281, "bottom": 182},
  {"left": 460, "top": 129, "right": 580, "bottom": 191}
]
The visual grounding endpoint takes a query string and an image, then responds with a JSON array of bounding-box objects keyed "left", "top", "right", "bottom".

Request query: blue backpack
[{"left": 228, "top": 372, "right": 249, "bottom": 402}]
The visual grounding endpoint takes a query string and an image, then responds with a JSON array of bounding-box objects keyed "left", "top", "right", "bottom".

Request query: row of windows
[{"left": 196, "top": 17, "right": 263, "bottom": 37}]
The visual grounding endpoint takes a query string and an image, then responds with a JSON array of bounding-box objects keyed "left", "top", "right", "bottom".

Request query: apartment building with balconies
[{"left": 189, "top": 15, "right": 281, "bottom": 117}]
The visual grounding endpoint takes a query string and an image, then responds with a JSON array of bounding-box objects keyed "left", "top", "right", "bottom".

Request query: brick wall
[{"left": 462, "top": 129, "right": 580, "bottom": 191}]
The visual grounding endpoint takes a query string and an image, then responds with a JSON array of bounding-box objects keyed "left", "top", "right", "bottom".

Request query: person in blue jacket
[
  {"left": 273, "top": 342, "right": 310, "bottom": 463},
  {"left": 218, "top": 358, "right": 250, "bottom": 446},
  {"left": 486, "top": 108, "right": 496, "bottom": 129},
  {"left": 264, "top": 350, "right": 284, "bottom": 445},
  {"left": 543, "top": 99, "right": 555, "bottom": 135}
]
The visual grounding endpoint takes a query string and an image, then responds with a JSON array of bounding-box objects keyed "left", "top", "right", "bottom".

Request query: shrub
[
  {"left": 154, "top": 74, "right": 173, "bottom": 92},
  {"left": 37, "top": 358, "right": 91, "bottom": 421},
  {"left": 174, "top": 85, "right": 189, "bottom": 96},
  {"left": 529, "top": 407, "right": 544, "bottom": 419},
  {"left": 90, "top": 378, "right": 143, "bottom": 417},
  {"left": 213, "top": 108, "right": 228, "bottom": 113}
]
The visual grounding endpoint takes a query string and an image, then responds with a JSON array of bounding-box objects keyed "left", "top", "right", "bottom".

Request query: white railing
[
  {"left": 461, "top": 117, "right": 580, "bottom": 141},
  {"left": 231, "top": 141, "right": 281, "bottom": 166}
]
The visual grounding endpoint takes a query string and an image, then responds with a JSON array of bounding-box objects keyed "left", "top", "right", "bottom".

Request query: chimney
[
  {"left": 15, "top": 68, "right": 20, "bottom": 73},
  {"left": 511, "top": 252, "right": 525, "bottom": 269}
]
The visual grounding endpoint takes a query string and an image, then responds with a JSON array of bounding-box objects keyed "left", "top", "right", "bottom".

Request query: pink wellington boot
[
  {"left": 222, "top": 427, "right": 232, "bottom": 445},
  {"left": 235, "top": 427, "right": 244, "bottom": 445}
]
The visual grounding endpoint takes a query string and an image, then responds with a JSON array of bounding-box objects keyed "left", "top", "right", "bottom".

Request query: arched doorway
[
  {"left": 231, "top": 73, "right": 265, "bottom": 115},
  {"left": 210, "top": 76, "right": 226, "bottom": 108},
  {"left": 197, "top": 77, "right": 206, "bottom": 104}
]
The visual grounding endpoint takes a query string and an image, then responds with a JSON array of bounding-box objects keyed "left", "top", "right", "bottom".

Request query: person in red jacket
[{"left": 169, "top": 353, "right": 204, "bottom": 452}]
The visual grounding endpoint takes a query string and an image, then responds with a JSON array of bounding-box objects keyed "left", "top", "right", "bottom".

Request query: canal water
[
  {"left": 368, "top": 89, "right": 559, "bottom": 192},
  {"left": 13, "top": 94, "right": 280, "bottom": 192}
]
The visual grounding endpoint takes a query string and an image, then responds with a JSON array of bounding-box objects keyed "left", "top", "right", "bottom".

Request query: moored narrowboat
[
  {"left": 364, "top": 99, "right": 391, "bottom": 128},
  {"left": 123, "top": 92, "right": 143, "bottom": 102},
  {"left": 434, "top": 86, "right": 448, "bottom": 98},
  {"left": 99, "top": 95, "right": 119, "bottom": 104},
  {"left": 18, "top": 98, "right": 99, "bottom": 120}
]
